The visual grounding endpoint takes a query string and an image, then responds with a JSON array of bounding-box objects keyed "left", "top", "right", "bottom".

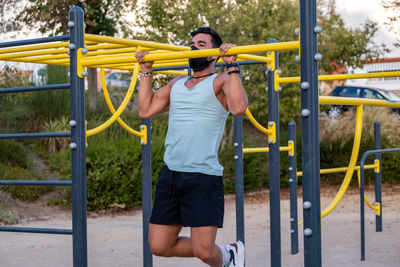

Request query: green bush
[
  {"left": 85, "top": 136, "right": 142, "bottom": 210},
  {"left": 0, "top": 164, "right": 53, "bottom": 201},
  {"left": 0, "top": 140, "right": 28, "bottom": 168},
  {"left": 80, "top": 114, "right": 167, "bottom": 211}
]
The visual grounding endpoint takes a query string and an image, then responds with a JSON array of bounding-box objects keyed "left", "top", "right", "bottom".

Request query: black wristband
[
  {"left": 228, "top": 70, "right": 240, "bottom": 75},
  {"left": 226, "top": 62, "right": 239, "bottom": 68},
  {"left": 140, "top": 72, "right": 153, "bottom": 78}
]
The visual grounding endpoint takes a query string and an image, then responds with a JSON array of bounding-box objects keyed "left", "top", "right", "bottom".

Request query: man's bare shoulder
[
  {"left": 214, "top": 72, "right": 229, "bottom": 88},
  {"left": 156, "top": 75, "right": 186, "bottom": 93},
  {"left": 167, "top": 75, "right": 186, "bottom": 87}
]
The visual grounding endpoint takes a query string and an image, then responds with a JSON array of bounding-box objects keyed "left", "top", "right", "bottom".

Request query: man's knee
[
  {"left": 192, "top": 246, "right": 214, "bottom": 264},
  {"left": 148, "top": 224, "right": 182, "bottom": 257},
  {"left": 149, "top": 240, "right": 170, "bottom": 257}
]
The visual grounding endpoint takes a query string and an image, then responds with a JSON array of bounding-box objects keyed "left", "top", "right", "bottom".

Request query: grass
[{"left": 319, "top": 106, "right": 400, "bottom": 145}]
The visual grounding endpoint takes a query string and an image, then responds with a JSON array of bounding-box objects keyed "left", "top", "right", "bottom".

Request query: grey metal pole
[
  {"left": 234, "top": 65, "right": 245, "bottom": 244},
  {"left": 69, "top": 6, "right": 88, "bottom": 267},
  {"left": 360, "top": 156, "right": 366, "bottom": 261},
  {"left": 267, "top": 38, "right": 281, "bottom": 267},
  {"left": 234, "top": 114, "right": 245, "bottom": 244},
  {"left": 374, "top": 121, "right": 382, "bottom": 232},
  {"left": 360, "top": 148, "right": 400, "bottom": 261},
  {"left": 288, "top": 121, "right": 299, "bottom": 254},
  {"left": 299, "top": 1, "right": 322, "bottom": 266},
  {"left": 141, "top": 118, "right": 153, "bottom": 267}
]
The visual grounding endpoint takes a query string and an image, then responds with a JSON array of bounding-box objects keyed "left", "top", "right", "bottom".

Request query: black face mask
[{"left": 189, "top": 46, "right": 214, "bottom": 71}]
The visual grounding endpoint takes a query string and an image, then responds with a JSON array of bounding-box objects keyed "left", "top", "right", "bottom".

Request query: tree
[
  {"left": 7, "top": 0, "right": 137, "bottom": 111},
  {"left": 382, "top": 0, "right": 400, "bottom": 47},
  {"left": 137, "top": 0, "right": 386, "bottom": 125}
]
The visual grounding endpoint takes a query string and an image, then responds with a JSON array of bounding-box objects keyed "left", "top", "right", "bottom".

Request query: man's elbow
[
  {"left": 138, "top": 110, "right": 151, "bottom": 119},
  {"left": 230, "top": 103, "right": 248, "bottom": 115}
]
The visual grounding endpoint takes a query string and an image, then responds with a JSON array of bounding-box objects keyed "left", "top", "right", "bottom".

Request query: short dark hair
[{"left": 190, "top": 27, "right": 223, "bottom": 48}]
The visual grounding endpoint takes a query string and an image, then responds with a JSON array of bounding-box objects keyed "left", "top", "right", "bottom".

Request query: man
[{"left": 135, "top": 27, "right": 248, "bottom": 267}]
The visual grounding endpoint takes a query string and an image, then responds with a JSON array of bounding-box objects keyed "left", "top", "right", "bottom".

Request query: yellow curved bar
[
  {"left": 321, "top": 105, "right": 363, "bottom": 218},
  {"left": 298, "top": 106, "right": 363, "bottom": 226},
  {"left": 320, "top": 96, "right": 400, "bottom": 108},
  {"left": 245, "top": 108, "right": 270, "bottom": 135},
  {"left": 99, "top": 68, "right": 143, "bottom": 137},
  {"left": 86, "top": 63, "right": 139, "bottom": 136},
  {"left": 296, "top": 164, "right": 376, "bottom": 176},
  {"left": 356, "top": 168, "right": 380, "bottom": 215}
]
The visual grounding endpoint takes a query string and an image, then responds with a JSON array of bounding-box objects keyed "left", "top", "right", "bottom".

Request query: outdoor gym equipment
[{"left": 1, "top": 2, "right": 400, "bottom": 267}]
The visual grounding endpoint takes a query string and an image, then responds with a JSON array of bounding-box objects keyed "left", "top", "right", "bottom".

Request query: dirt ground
[{"left": 1, "top": 185, "right": 400, "bottom": 267}]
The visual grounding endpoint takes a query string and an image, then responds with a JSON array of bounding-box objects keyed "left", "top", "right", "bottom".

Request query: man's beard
[{"left": 189, "top": 46, "right": 214, "bottom": 71}]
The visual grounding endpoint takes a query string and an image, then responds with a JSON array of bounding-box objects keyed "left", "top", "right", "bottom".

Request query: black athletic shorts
[{"left": 149, "top": 165, "right": 224, "bottom": 228}]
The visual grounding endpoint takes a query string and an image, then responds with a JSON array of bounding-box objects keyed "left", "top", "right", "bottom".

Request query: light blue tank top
[{"left": 164, "top": 74, "right": 229, "bottom": 176}]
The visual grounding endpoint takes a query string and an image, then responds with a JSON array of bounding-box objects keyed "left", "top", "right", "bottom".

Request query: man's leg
[
  {"left": 191, "top": 226, "right": 222, "bottom": 267},
  {"left": 148, "top": 223, "right": 194, "bottom": 257}
]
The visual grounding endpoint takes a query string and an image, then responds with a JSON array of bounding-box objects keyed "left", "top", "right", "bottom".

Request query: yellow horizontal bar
[
  {"left": 6, "top": 53, "right": 68, "bottom": 63},
  {"left": 296, "top": 164, "right": 376, "bottom": 176},
  {"left": 237, "top": 54, "right": 272, "bottom": 63},
  {"left": 95, "top": 60, "right": 189, "bottom": 70},
  {"left": 319, "top": 96, "right": 400, "bottom": 107},
  {"left": 0, "top": 47, "right": 68, "bottom": 61},
  {"left": 96, "top": 65, "right": 135, "bottom": 71},
  {"left": 86, "top": 43, "right": 128, "bottom": 51},
  {"left": 278, "top": 77, "right": 300, "bottom": 83},
  {"left": 85, "top": 40, "right": 98, "bottom": 45},
  {"left": 87, "top": 47, "right": 141, "bottom": 57},
  {"left": 279, "top": 71, "right": 400, "bottom": 84},
  {"left": 95, "top": 56, "right": 254, "bottom": 71},
  {"left": 155, "top": 70, "right": 187, "bottom": 75},
  {"left": 85, "top": 34, "right": 189, "bottom": 51},
  {"left": 80, "top": 41, "right": 300, "bottom": 67},
  {"left": 243, "top": 146, "right": 290, "bottom": 154},
  {"left": 0, "top": 42, "right": 68, "bottom": 55},
  {"left": 243, "top": 147, "right": 269, "bottom": 153},
  {"left": 152, "top": 61, "right": 190, "bottom": 68},
  {"left": 280, "top": 146, "right": 290, "bottom": 152},
  {"left": 319, "top": 71, "right": 400, "bottom": 81},
  {"left": 86, "top": 45, "right": 162, "bottom": 55},
  {"left": 0, "top": 56, "right": 69, "bottom": 65}
]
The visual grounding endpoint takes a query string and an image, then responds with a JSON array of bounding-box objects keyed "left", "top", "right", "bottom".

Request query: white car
[{"left": 102, "top": 72, "right": 132, "bottom": 89}]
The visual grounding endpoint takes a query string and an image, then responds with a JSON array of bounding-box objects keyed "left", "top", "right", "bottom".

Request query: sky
[{"left": 335, "top": 0, "right": 399, "bottom": 57}]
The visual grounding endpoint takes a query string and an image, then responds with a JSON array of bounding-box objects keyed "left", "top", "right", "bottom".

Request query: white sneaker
[{"left": 224, "top": 241, "right": 245, "bottom": 267}]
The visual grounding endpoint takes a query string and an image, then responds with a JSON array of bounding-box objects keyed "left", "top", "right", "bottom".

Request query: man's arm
[
  {"left": 220, "top": 44, "right": 248, "bottom": 115},
  {"left": 135, "top": 51, "right": 180, "bottom": 118}
]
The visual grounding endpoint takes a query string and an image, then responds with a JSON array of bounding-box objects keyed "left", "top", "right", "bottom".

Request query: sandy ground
[{"left": 1, "top": 186, "right": 400, "bottom": 267}]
